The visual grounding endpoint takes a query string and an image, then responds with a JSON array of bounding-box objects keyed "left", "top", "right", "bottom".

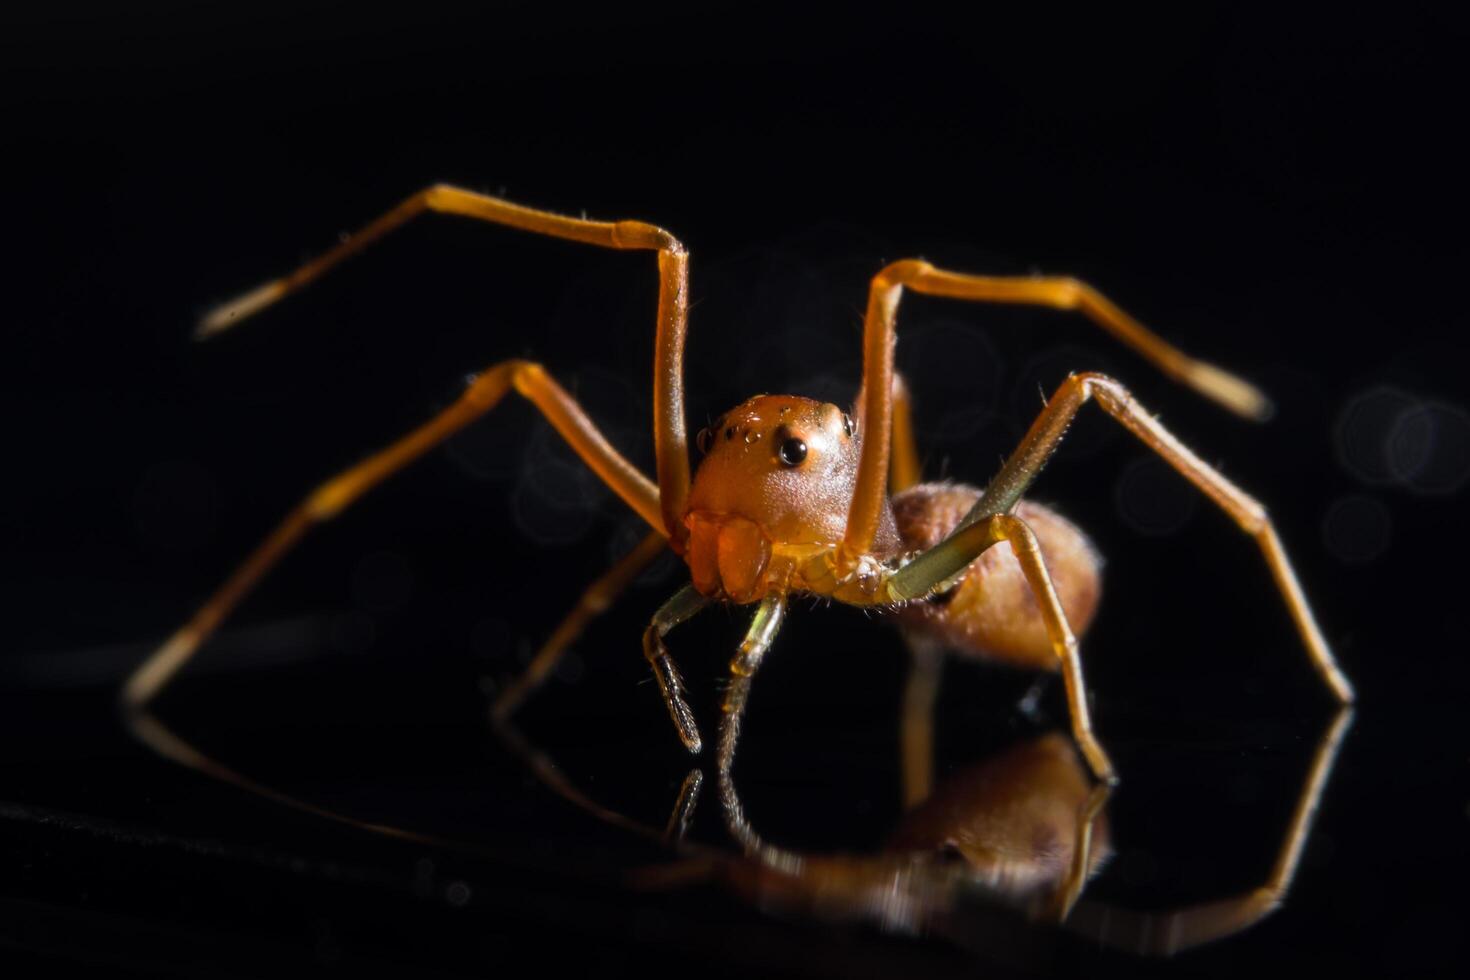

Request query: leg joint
[
  {"left": 990, "top": 512, "right": 1040, "bottom": 553},
  {"left": 1048, "top": 276, "right": 1089, "bottom": 309},
  {"left": 1071, "top": 371, "right": 1131, "bottom": 411},
  {"left": 418, "top": 184, "right": 452, "bottom": 208},
  {"left": 306, "top": 475, "right": 358, "bottom": 520},
  {"left": 642, "top": 623, "right": 664, "bottom": 660},
  {"left": 873, "top": 259, "right": 935, "bottom": 290},
  {"left": 612, "top": 220, "right": 683, "bottom": 253},
  {"left": 420, "top": 183, "right": 452, "bottom": 207},
  {"left": 580, "top": 592, "right": 613, "bottom": 615},
  {"left": 507, "top": 359, "right": 546, "bottom": 395}
]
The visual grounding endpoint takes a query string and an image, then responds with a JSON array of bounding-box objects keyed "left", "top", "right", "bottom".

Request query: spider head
[{"left": 683, "top": 395, "right": 862, "bottom": 601}]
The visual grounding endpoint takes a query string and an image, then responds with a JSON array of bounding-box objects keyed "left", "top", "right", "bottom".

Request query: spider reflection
[{"left": 497, "top": 698, "right": 1351, "bottom": 957}]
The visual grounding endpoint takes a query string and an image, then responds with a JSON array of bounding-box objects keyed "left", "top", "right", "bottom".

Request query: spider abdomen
[{"left": 891, "top": 484, "right": 1102, "bottom": 672}]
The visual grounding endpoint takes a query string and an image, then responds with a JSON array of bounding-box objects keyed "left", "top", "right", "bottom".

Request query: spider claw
[{"left": 673, "top": 705, "right": 703, "bottom": 755}]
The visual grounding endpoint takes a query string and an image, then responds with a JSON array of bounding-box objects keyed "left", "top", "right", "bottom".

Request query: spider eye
[
  {"left": 777, "top": 436, "right": 808, "bottom": 467},
  {"left": 696, "top": 427, "right": 713, "bottom": 455}
]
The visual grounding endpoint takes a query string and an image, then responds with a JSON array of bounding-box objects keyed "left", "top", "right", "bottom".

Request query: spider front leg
[
  {"left": 639, "top": 585, "right": 792, "bottom": 761},
  {"left": 125, "top": 360, "right": 663, "bottom": 717},
  {"left": 716, "top": 596, "right": 788, "bottom": 857},
  {"left": 642, "top": 585, "right": 711, "bottom": 753}
]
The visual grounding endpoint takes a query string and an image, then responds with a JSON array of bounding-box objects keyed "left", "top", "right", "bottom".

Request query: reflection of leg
[
  {"left": 663, "top": 769, "right": 705, "bottom": 844},
  {"left": 715, "top": 597, "right": 790, "bottom": 861},
  {"left": 892, "top": 513, "right": 1116, "bottom": 783},
  {"left": 1049, "top": 781, "right": 1114, "bottom": 921},
  {"left": 900, "top": 636, "right": 945, "bottom": 809},
  {"left": 492, "top": 530, "right": 668, "bottom": 723},
  {"left": 1261, "top": 706, "right": 1355, "bottom": 899},
  {"left": 1067, "top": 707, "right": 1354, "bottom": 955},
  {"left": 642, "top": 585, "right": 711, "bottom": 753},
  {"left": 124, "top": 359, "right": 661, "bottom": 715},
  {"left": 491, "top": 714, "right": 677, "bottom": 843}
]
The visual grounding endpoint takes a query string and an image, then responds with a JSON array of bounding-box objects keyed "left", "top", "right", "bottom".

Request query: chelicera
[{"left": 124, "top": 185, "right": 1354, "bottom": 788}]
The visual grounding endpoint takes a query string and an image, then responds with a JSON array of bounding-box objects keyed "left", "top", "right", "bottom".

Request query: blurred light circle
[
  {"left": 1334, "top": 386, "right": 1416, "bottom": 485},
  {"left": 1009, "top": 346, "right": 1120, "bottom": 460},
  {"left": 444, "top": 412, "right": 523, "bottom": 481},
  {"left": 1388, "top": 401, "right": 1470, "bottom": 494},
  {"left": 510, "top": 476, "right": 596, "bottom": 546},
  {"left": 1322, "top": 494, "right": 1392, "bottom": 564},
  {"left": 932, "top": 405, "right": 999, "bottom": 446},
  {"left": 604, "top": 518, "right": 680, "bottom": 588},
  {"left": 1114, "top": 455, "right": 1198, "bottom": 536},
  {"left": 905, "top": 317, "right": 1004, "bottom": 405}
]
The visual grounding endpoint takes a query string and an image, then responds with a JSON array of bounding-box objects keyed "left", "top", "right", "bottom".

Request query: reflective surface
[{"left": 0, "top": 597, "right": 1452, "bottom": 977}]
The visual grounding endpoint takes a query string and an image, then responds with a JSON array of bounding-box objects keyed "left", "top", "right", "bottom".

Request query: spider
[{"left": 124, "top": 185, "right": 1354, "bottom": 786}]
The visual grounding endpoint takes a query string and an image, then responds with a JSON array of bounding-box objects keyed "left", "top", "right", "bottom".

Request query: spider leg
[
  {"left": 885, "top": 371, "right": 1351, "bottom": 776},
  {"left": 124, "top": 359, "right": 661, "bottom": 712},
  {"left": 642, "top": 584, "right": 711, "bottom": 753},
  {"left": 970, "top": 372, "right": 1351, "bottom": 702},
  {"left": 893, "top": 512, "right": 1117, "bottom": 782},
  {"left": 715, "top": 596, "right": 790, "bottom": 861},
  {"left": 891, "top": 373, "right": 942, "bottom": 809},
  {"left": 1065, "top": 707, "right": 1353, "bottom": 952},
  {"left": 889, "top": 372, "right": 924, "bottom": 493},
  {"left": 899, "top": 634, "right": 945, "bottom": 809},
  {"left": 850, "top": 370, "right": 923, "bottom": 493},
  {"left": 491, "top": 529, "right": 668, "bottom": 723},
  {"left": 844, "top": 261, "right": 1269, "bottom": 562},
  {"left": 197, "top": 183, "right": 692, "bottom": 543}
]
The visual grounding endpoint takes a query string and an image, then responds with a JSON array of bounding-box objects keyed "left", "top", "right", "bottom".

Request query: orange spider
[{"left": 124, "top": 186, "right": 1354, "bottom": 786}]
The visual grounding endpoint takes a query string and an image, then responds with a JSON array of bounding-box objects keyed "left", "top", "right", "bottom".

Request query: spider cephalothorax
[{"left": 684, "top": 395, "right": 900, "bottom": 602}]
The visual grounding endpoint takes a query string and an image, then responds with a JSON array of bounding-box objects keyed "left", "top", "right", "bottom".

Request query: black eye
[
  {"left": 777, "top": 436, "right": 808, "bottom": 467},
  {"left": 696, "top": 427, "right": 713, "bottom": 454}
]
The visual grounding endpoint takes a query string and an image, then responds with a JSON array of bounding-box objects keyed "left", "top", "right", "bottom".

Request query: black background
[{"left": 3, "top": 4, "right": 1468, "bottom": 977}]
